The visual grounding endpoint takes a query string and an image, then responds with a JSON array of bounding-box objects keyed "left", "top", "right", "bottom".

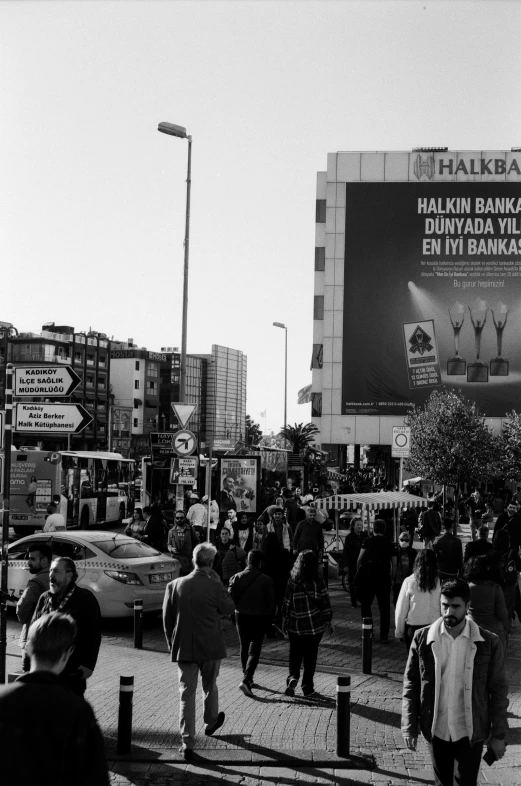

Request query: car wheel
[{"left": 80, "top": 506, "right": 90, "bottom": 530}]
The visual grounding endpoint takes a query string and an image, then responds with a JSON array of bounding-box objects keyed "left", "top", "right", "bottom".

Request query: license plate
[{"left": 149, "top": 572, "right": 173, "bottom": 584}]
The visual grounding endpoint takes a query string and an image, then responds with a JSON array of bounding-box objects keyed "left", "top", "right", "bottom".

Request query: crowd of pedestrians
[{"left": 4, "top": 478, "right": 520, "bottom": 786}]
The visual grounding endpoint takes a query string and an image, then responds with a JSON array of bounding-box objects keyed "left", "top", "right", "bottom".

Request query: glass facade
[{"left": 205, "top": 345, "right": 247, "bottom": 446}]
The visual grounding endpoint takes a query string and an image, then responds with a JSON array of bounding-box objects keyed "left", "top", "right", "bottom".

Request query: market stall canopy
[{"left": 314, "top": 491, "right": 425, "bottom": 511}]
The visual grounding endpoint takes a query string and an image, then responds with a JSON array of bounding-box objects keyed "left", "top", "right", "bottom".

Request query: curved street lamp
[{"left": 158, "top": 121, "right": 192, "bottom": 403}]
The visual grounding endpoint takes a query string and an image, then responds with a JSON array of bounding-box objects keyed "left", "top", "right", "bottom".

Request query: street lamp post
[
  {"left": 157, "top": 122, "right": 192, "bottom": 403},
  {"left": 273, "top": 322, "right": 287, "bottom": 434}
]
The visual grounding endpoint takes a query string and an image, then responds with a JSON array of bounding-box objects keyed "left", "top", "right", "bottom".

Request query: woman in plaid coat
[{"left": 282, "top": 550, "right": 333, "bottom": 698}]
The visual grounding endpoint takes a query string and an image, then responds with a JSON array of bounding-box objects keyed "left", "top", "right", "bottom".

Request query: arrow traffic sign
[
  {"left": 172, "top": 429, "right": 197, "bottom": 457},
  {"left": 14, "top": 403, "right": 94, "bottom": 434},
  {"left": 14, "top": 365, "right": 82, "bottom": 397},
  {"left": 171, "top": 402, "right": 197, "bottom": 428}
]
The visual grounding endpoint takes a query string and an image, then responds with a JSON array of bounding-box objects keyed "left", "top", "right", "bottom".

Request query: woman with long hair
[
  {"left": 235, "top": 513, "right": 254, "bottom": 553},
  {"left": 125, "top": 507, "right": 145, "bottom": 539},
  {"left": 395, "top": 549, "right": 442, "bottom": 651},
  {"left": 281, "top": 550, "right": 333, "bottom": 698},
  {"left": 344, "top": 515, "right": 367, "bottom": 608},
  {"left": 464, "top": 555, "right": 509, "bottom": 653}
]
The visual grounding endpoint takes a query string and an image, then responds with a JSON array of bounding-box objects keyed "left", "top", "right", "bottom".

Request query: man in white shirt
[
  {"left": 43, "top": 503, "right": 66, "bottom": 532},
  {"left": 186, "top": 494, "right": 206, "bottom": 538},
  {"left": 402, "top": 579, "right": 508, "bottom": 786}
]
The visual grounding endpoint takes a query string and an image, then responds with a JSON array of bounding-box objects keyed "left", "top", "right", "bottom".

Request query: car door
[{"left": 50, "top": 538, "right": 92, "bottom": 585}]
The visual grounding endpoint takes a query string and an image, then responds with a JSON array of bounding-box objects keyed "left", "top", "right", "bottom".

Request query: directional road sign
[
  {"left": 392, "top": 426, "right": 411, "bottom": 458},
  {"left": 14, "top": 403, "right": 93, "bottom": 434},
  {"left": 171, "top": 403, "right": 197, "bottom": 428},
  {"left": 14, "top": 366, "right": 82, "bottom": 397},
  {"left": 172, "top": 429, "right": 197, "bottom": 457}
]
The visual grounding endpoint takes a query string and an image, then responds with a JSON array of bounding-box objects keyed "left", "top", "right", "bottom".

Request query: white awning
[{"left": 314, "top": 491, "right": 425, "bottom": 511}]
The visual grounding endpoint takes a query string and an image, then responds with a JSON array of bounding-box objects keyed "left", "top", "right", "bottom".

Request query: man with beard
[
  {"left": 16, "top": 543, "right": 52, "bottom": 669},
  {"left": 402, "top": 579, "right": 508, "bottom": 786},
  {"left": 32, "top": 556, "right": 101, "bottom": 696}
]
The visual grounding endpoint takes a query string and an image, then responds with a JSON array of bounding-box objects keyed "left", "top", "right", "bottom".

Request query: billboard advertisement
[
  {"left": 342, "top": 181, "right": 521, "bottom": 417},
  {"left": 219, "top": 456, "right": 260, "bottom": 515}
]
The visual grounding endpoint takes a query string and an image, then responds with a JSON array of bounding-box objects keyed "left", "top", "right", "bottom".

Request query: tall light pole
[
  {"left": 158, "top": 121, "right": 192, "bottom": 403},
  {"left": 273, "top": 322, "right": 287, "bottom": 434}
]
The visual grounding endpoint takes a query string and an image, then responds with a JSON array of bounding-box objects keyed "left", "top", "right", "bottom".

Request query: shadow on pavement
[{"left": 351, "top": 701, "right": 401, "bottom": 728}]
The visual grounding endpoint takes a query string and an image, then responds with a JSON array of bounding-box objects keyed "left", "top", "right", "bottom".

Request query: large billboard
[{"left": 342, "top": 181, "right": 521, "bottom": 417}]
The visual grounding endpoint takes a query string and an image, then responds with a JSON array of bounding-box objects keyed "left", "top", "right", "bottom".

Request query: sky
[{"left": 1, "top": 0, "right": 520, "bottom": 436}]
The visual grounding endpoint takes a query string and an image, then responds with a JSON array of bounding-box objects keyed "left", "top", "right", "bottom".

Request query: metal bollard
[
  {"left": 117, "top": 675, "right": 134, "bottom": 754},
  {"left": 336, "top": 675, "right": 351, "bottom": 757},
  {"left": 322, "top": 556, "right": 329, "bottom": 588},
  {"left": 362, "top": 616, "right": 372, "bottom": 674},
  {"left": 133, "top": 599, "right": 143, "bottom": 649}
]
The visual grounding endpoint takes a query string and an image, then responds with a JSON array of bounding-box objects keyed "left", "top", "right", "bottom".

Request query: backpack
[{"left": 499, "top": 553, "right": 518, "bottom": 586}]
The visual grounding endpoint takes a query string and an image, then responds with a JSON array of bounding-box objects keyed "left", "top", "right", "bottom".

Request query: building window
[
  {"left": 313, "top": 296, "right": 324, "bottom": 320},
  {"left": 315, "top": 247, "right": 325, "bottom": 271},
  {"left": 315, "top": 199, "right": 326, "bottom": 223},
  {"left": 134, "top": 380, "right": 139, "bottom": 390},
  {"left": 311, "top": 392, "right": 322, "bottom": 417},
  {"left": 146, "top": 381, "right": 156, "bottom": 395},
  {"left": 135, "top": 361, "right": 140, "bottom": 371},
  {"left": 311, "top": 344, "right": 323, "bottom": 369},
  {"left": 133, "top": 418, "right": 138, "bottom": 428},
  {"left": 148, "top": 363, "right": 158, "bottom": 377}
]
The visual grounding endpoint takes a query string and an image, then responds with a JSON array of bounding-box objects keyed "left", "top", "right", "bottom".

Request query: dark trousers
[
  {"left": 236, "top": 613, "right": 271, "bottom": 683},
  {"left": 429, "top": 736, "right": 483, "bottom": 786},
  {"left": 360, "top": 582, "right": 391, "bottom": 640},
  {"left": 288, "top": 632, "right": 322, "bottom": 691}
]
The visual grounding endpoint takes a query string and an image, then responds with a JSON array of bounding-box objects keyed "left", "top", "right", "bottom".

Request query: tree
[
  {"left": 245, "top": 415, "right": 263, "bottom": 446},
  {"left": 280, "top": 422, "right": 320, "bottom": 454},
  {"left": 500, "top": 411, "right": 521, "bottom": 482},
  {"left": 405, "top": 389, "right": 502, "bottom": 525}
]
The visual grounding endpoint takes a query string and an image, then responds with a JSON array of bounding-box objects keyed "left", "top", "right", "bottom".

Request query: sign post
[
  {"left": 0, "top": 365, "right": 13, "bottom": 684},
  {"left": 14, "top": 403, "right": 93, "bottom": 435},
  {"left": 392, "top": 426, "right": 411, "bottom": 538}
]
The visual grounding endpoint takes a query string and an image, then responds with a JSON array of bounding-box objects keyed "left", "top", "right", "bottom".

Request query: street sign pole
[
  {"left": 0, "top": 364, "right": 13, "bottom": 684},
  {"left": 399, "top": 457, "right": 404, "bottom": 492},
  {"left": 206, "top": 438, "right": 213, "bottom": 541}
]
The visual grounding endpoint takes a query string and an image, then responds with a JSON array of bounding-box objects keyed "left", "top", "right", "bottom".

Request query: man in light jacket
[
  {"left": 402, "top": 578, "right": 508, "bottom": 786},
  {"left": 163, "top": 542, "right": 236, "bottom": 760}
]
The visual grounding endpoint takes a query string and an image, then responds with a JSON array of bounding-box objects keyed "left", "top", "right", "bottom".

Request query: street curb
[{"left": 106, "top": 748, "right": 375, "bottom": 769}]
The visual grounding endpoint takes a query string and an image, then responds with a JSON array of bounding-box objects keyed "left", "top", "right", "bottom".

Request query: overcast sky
[{"left": 2, "top": 0, "right": 520, "bottom": 435}]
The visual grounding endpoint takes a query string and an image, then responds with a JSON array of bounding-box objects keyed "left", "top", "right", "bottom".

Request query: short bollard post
[
  {"left": 117, "top": 676, "right": 134, "bottom": 754},
  {"left": 362, "top": 616, "right": 372, "bottom": 675},
  {"left": 322, "top": 556, "right": 329, "bottom": 588},
  {"left": 133, "top": 599, "right": 143, "bottom": 649},
  {"left": 336, "top": 675, "right": 351, "bottom": 757}
]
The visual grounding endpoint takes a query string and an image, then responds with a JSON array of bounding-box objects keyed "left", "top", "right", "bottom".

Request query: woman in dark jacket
[
  {"left": 261, "top": 532, "right": 293, "bottom": 633},
  {"left": 490, "top": 529, "right": 521, "bottom": 633},
  {"left": 392, "top": 532, "right": 417, "bottom": 605},
  {"left": 344, "top": 516, "right": 368, "bottom": 608},
  {"left": 463, "top": 555, "right": 509, "bottom": 654}
]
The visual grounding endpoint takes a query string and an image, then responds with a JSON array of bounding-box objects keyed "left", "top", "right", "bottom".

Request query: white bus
[{"left": 9, "top": 449, "right": 135, "bottom": 534}]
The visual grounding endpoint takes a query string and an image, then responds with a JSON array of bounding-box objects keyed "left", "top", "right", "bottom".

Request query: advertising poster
[
  {"left": 219, "top": 456, "right": 260, "bottom": 515},
  {"left": 342, "top": 181, "right": 521, "bottom": 417}
]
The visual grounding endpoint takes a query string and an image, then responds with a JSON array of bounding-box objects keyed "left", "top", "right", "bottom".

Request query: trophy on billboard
[
  {"left": 490, "top": 302, "right": 509, "bottom": 376},
  {"left": 467, "top": 299, "right": 489, "bottom": 383},
  {"left": 447, "top": 302, "right": 467, "bottom": 375}
]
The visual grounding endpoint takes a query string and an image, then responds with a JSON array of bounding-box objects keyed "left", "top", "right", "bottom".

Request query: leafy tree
[
  {"left": 500, "top": 411, "right": 521, "bottom": 482},
  {"left": 245, "top": 415, "right": 263, "bottom": 446},
  {"left": 280, "top": 422, "right": 320, "bottom": 454},
  {"left": 405, "top": 389, "right": 502, "bottom": 524}
]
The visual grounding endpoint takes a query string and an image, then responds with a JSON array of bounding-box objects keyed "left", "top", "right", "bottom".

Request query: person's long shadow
[{"left": 250, "top": 686, "right": 335, "bottom": 708}]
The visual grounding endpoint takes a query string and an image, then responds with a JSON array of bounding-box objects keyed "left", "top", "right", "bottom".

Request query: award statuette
[
  {"left": 490, "top": 302, "right": 509, "bottom": 376},
  {"left": 447, "top": 302, "right": 466, "bottom": 375},
  {"left": 467, "top": 300, "right": 488, "bottom": 383}
]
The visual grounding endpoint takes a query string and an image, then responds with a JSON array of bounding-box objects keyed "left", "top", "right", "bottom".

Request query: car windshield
[{"left": 92, "top": 538, "right": 162, "bottom": 559}]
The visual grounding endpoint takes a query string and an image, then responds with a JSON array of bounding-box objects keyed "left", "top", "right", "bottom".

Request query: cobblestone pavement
[{"left": 5, "top": 525, "right": 521, "bottom": 785}]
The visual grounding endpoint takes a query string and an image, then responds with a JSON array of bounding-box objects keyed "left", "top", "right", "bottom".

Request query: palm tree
[{"left": 280, "top": 422, "right": 320, "bottom": 454}]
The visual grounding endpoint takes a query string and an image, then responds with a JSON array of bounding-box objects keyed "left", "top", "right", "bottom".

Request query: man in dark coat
[
  {"left": 494, "top": 501, "right": 521, "bottom": 555},
  {"left": 16, "top": 542, "right": 52, "bottom": 668},
  {"left": 432, "top": 518, "right": 463, "bottom": 580},
  {"left": 0, "top": 612, "right": 109, "bottom": 786},
  {"left": 32, "top": 556, "right": 101, "bottom": 696}
]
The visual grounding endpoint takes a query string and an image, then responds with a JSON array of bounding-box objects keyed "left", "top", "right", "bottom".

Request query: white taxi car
[{"left": 7, "top": 531, "right": 180, "bottom": 618}]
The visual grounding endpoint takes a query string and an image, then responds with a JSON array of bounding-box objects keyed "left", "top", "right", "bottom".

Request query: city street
[{"left": 5, "top": 526, "right": 521, "bottom": 785}]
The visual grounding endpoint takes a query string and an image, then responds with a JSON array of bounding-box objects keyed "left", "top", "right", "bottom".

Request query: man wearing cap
[{"left": 464, "top": 489, "right": 486, "bottom": 542}]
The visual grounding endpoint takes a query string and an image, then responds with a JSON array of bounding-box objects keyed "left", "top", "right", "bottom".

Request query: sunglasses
[{"left": 399, "top": 538, "right": 410, "bottom": 543}]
